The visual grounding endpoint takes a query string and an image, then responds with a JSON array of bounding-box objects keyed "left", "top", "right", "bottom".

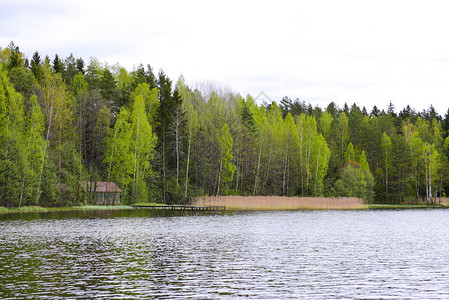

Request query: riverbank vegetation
[
  {"left": 0, "top": 205, "right": 134, "bottom": 214},
  {"left": 1, "top": 42, "right": 449, "bottom": 208}
]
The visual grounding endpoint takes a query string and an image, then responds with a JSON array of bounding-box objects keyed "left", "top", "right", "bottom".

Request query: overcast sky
[{"left": 2, "top": 0, "right": 449, "bottom": 115}]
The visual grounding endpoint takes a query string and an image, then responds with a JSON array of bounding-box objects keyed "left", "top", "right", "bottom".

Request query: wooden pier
[{"left": 132, "top": 205, "right": 226, "bottom": 211}]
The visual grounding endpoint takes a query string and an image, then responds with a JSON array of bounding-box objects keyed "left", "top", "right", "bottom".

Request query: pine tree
[
  {"left": 99, "top": 68, "right": 116, "bottom": 101},
  {"left": 76, "top": 57, "right": 85, "bottom": 74}
]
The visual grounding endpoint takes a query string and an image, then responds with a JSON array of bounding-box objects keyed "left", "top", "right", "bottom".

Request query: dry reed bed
[
  {"left": 193, "top": 196, "right": 366, "bottom": 210},
  {"left": 440, "top": 198, "right": 449, "bottom": 205}
]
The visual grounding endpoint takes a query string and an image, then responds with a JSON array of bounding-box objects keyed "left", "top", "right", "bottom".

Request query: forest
[{"left": 1, "top": 42, "right": 449, "bottom": 207}]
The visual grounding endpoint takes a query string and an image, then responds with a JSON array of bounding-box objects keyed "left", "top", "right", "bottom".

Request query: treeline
[{"left": 1, "top": 41, "right": 449, "bottom": 207}]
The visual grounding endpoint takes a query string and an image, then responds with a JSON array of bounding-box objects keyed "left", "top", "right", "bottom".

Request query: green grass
[
  {"left": 0, "top": 203, "right": 170, "bottom": 215},
  {"left": 0, "top": 207, "right": 10, "bottom": 213},
  {"left": 132, "top": 202, "right": 165, "bottom": 206},
  {"left": 0, "top": 204, "right": 136, "bottom": 214},
  {"left": 367, "top": 204, "right": 447, "bottom": 209}
]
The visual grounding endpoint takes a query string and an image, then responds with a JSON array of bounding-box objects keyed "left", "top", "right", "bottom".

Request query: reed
[
  {"left": 440, "top": 198, "right": 449, "bottom": 203},
  {"left": 439, "top": 198, "right": 449, "bottom": 207},
  {"left": 193, "top": 196, "right": 366, "bottom": 210}
]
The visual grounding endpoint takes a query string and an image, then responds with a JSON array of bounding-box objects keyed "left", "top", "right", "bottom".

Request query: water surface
[{"left": 1, "top": 209, "right": 448, "bottom": 299}]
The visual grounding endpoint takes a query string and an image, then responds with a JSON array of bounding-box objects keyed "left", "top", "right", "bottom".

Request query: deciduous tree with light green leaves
[
  {"left": 335, "top": 163, "right": 368, "bottom": 200},
  {"left": 217, "top": 123, "right": 235, "bottom": 195},
  {"left": 104, "top": 107, "right": 132, "bottom": 201},
  {"left": 19, "top": 95, "right": 46, "bottom": 206},
  {"left": 129, "top": 94, "right": 157, "bottom": 202},
  {"left": 176, "top": 76, "right": 199, "bottom": 199},
  {"left": 297, "top": 114, "right": 330, "bottom": 196},
  {"left": 283, "top": 113, "right": 299, "bottom": 196}
]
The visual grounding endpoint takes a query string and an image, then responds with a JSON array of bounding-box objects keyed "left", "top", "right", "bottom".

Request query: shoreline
[
  {"left": 0, "top": 205, "right": 135, "bottom": 215},
  {"left": 0, "top": 202, "right": 447, "bottom": 215}
]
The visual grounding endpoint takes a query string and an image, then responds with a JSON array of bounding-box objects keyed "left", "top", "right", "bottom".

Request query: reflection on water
[{"left": 1, "top": 209, "right": 449, "bottom": 299}]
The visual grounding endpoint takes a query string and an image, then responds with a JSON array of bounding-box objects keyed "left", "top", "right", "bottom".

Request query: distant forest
[{"left": 1, "top": 41, "right": 449, "bottom": 207}]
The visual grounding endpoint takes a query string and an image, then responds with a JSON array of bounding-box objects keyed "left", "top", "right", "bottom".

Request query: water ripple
[{"left": 0, "top": 210, "right": 449, "bottom": 298}]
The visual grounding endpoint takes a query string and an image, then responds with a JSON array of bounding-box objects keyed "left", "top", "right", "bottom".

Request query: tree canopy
[{"left": 1, "top": 43, "right": 449, "bottom": 207}]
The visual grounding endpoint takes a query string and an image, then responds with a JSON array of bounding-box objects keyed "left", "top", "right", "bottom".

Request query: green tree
[
  {"left": 177, "top": 76, "right": 199, "bottom": 198},
  {"left": 0, "top": 65, "right": 26, "bottom": 206},
  {"left": 318, "top": 111, "right": 333, "bottom": 141},
  {"left": 282, "top": 113, "right": 299, "bottom": 196},
  {"left": 129, "top": 94, "right": 157, "bottom": 203},
  {"left": 30, "top": 51, "right": 43, "bottom": 82},
  {"left": 252, "top": 105, "right": 269, "bottom": 196},
  {"left": 422, "top": 142, "right": 440, "bottom": 204},
  {"left": 345, "top": 142, "right": 356, "bottom": 162},
  {"left": 358, "top": 150, "right": 374, "bottom": 202},
  {"left": 63, "top": 53, "right": 78, "bottom": 84},
  {"left": 6, "top": 41, "right": 23, "bottom": 70},
  {"left": 381, "top": 133, "right": 392, "bottom": 201},
  {"left": 311, "top": 133, "right": 331, "bottom": 196},
  {"left": 99, "top": 68, "right": 116, "bottom": 101},
  {"left": 104, "top": 107, "right": 133, "bottom": 201},
  {"left": 261, "top": 102, "right": 284, "bottom": 195},
  {"left": 19, "top": 95, "right": 46, "bottom": 206},
  {"left": 335, "top": 163, "right": 368, "bottom": 200},
  {"left": 217, "top": 123, "right": 236, "bottom": 195},
  {"left": 52, "top": 54, "right": 64, "bottom": 74},
  {"left": 297, "top": 114, "right": 330, "bottom": 196}
]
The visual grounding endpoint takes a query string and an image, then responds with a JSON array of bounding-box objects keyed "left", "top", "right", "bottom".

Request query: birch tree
[
  {"left": 177, "top": 77, "right": 199, "bottom": 199},
  {"left": 252, "top": 105, "right": 269, "bottom": 196},
  {"left": 0, "top": 66, "right": 26, "bottom": 206},
  {"left": 217, "top": 123, "right": 235, "bottom": 195},
  {"left": 311, "top": 133, "right": 331, "bottom": 196},
  {"left": 129, "top": 94, "right": 157, "bottom": 202},
  {"left": 282, "top": 113, "right": 298, "bottom": 196},
  {"left": 262, "top": 102, "right": 284, "bottom": 195},
  {"left": 19, "top": 96, "right": 46, "bottom": 206},
  {"left": 104, "top": 107, "right": 132, "bottom": 201}
]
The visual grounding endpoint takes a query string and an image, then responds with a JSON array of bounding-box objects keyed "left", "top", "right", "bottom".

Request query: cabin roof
[{"left": 81, "top": 181, "right": 123, "bottom": 193}]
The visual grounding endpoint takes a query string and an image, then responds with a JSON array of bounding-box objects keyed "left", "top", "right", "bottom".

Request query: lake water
[{"left": 1, "top": 209, "right": 449, "bottom": 299}]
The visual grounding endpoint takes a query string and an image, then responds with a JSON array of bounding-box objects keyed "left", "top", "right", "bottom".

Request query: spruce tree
[
  {"left": 30, "top": 51, "right": 43, "bottom": 82},
  {"left": 52, "top": 54, "right": 64, "bottom": 74}
]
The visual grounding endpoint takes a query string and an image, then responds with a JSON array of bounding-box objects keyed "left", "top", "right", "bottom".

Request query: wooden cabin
[{"left": 82, "top": 181, "right": 122, "bottom": 205}]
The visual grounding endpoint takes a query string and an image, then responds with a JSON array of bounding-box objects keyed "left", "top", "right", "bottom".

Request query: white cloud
[{"left": 2, "top": 0, "right": 449, "bottom": 115}]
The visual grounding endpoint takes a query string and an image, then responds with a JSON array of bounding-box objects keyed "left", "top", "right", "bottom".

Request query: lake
[{"left": 1, "top": 209, "right": 448, "bottom": 299}]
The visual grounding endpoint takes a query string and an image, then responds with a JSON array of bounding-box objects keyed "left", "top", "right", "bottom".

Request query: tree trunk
[
  {"left": 314, "top": 147, "right": 321, "bottom": 196},
  {"left": 19, "top": 119, "right": 36, "bottom": 207},
  {"left": 385, "top": 150, "right": 388, "bottom": 203},
  {"left": 36, "top": 101, "right": 53, "bottom": 205},
  {"left": 429, "top": 150, "right": 433, "bottom": 202},
  {"left": 175, "top": 110, "right": 180, "bottom": 187},
  {"left": 162, "top": 130, "right": 166, "bottom": 203},
  {"left": 253, "top": 132, "right": 263, "bottom": 196},
  {"left": 184, "top": 129, "right": 192, "bottom": 199},
  {"left": 217, "top": 154, "right": 223, "bottom": 196},
  {"left": 133, "top": 115, "right": 141, "bottom": 199}
]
